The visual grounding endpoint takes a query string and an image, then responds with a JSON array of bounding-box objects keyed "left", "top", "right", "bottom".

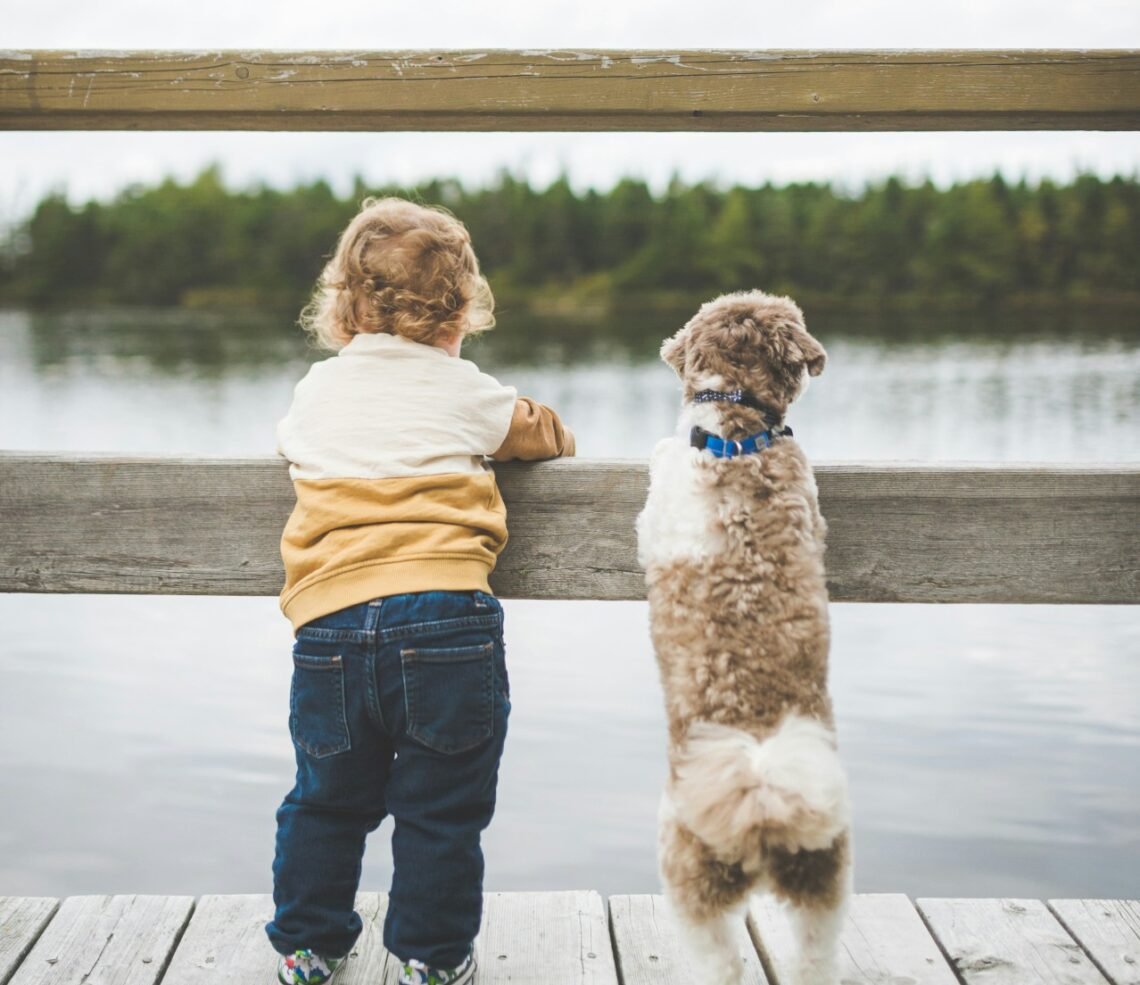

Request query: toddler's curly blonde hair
[{"left": 300, "top": 197, "right": 495, "bottom": 351}]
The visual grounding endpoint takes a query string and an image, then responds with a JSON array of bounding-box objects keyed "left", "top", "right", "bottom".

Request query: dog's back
[{"left": 641, "top": 434, "right": 846, "bottom": 862}]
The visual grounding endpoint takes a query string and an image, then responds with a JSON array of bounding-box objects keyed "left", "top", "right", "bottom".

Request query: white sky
[{"left": 2, "top": 0, "right": 1139, "bottom": 224}]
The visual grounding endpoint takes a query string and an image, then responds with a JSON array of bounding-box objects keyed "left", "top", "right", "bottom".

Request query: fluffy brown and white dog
[{"left": 636, "top": 291, "right": 851, "bottom": 985}]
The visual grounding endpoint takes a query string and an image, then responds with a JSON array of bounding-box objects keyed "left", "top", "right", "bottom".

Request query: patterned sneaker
[
  {"left": 398, "top": 951, "right": 476, "bottom": 985},
  {"left": 277, "top": 948, "right": 344, "bottom": 985}
]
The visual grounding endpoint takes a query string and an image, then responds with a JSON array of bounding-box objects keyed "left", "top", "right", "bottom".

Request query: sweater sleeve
[{"left": 490, "top": 397, "right": 576, "bottom": 461}]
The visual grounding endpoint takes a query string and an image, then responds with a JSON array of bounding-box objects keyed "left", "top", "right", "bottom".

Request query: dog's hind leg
[
  {"left": 658, "top": 793, "right": 752, "bottom": 982},
  {"left": 769, "top": 833, "right": 852, "bottom": 985}
]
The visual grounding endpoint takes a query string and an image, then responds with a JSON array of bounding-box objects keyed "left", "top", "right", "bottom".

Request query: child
[{"left": 266, "top": 197, "right": 575, "bottom": 985}]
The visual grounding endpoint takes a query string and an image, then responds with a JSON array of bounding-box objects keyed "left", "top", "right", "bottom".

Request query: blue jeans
[{"left": 265, "top": 591, "right": 510, "bottom": 966}]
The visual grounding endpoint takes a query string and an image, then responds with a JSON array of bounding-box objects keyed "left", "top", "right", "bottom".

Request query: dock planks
[
  {"left": 610, "top": 894, "right": 767, "bottom": 984},
  {"left": 0, "top": 899, "right": 57, "bottom": 985},
  {"left": 750, "top": 892, "right": 961, "bottom": 984},
  {"left": 6, "top": 895, "right": 194, "bottom": 985},
  {"left": 917, "top": 897, "right": 1114, "bottom": 985},
  {"left": 2, "top": 893, "right": 1138, "bottom": 984},
  {"left": 1049, "top": 900, "right": 1140, "bottom": 985}
]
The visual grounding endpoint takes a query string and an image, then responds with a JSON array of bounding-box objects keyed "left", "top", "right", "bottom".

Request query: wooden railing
[
  {"left": 0, "top": 455, "right": 1136, "bottom": 604},
  {"left": 2, "top": 50, "right": 1138, "bottom": 130},
  {"left": 1, "top": 50, "right": 1138, "bottom": 607}
]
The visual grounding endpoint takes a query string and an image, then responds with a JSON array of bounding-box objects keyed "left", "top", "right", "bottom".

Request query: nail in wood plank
[
  {"left": 330, "top": 895, "right": 392, "bottom": 985},
  {"left": 471, "top": 891, "right": 618, "bottom": 984},
  {"left": 162, "top": 893, "right": 390, "bottom": 983},
  {"left": 1049, "top": 900, "right": 1140, "bottom": 985},
  {"left": 918, "top": 898, "right": 1112, "bottom": 985},
  {"left": 0, "top": 899, "right": 58, "bottom": 985},
  {"left": 159, "top": 893, "right": 274, "bottom": 983},
  {"left": 609, "top": 894, "right": 768, "bottom": 984},
  {"left": 749, "top": 893, "right": 959, "bottom": 984},
  {"left": 9, "top": 895, "right": 193, "bottom": 985}
]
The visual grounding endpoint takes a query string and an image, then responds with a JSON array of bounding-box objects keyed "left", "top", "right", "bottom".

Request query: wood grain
[
  {"left": 2, "top": 50, "right": 1137, "bottom": 131},
  {"left": 0, "top": 454, "right": 1136, "bottom": 603},
  {"left": 2, "top": 894, "right": 1138, "bottom": 983},
  {"left": 917, "top": 898, "right": 1112, "bottom": 985},
  {"left": 8, "top": 895, "right": 193, "bottom": 985},
  {"left": 161, "top": 893, "right": 390, "bottom": 984},
  {"left": 1049, "top": 900, "right": 1140, "bottom": 985},
  {"left": 609, "top": 894, "right": 768, "bottom": 984},
  {"left": 159, "top": 894, "right": 275, "bottom": 983},
  {"left": 748, "top": 894, "right": 959, "bottom": 984},
  {"left": 473, "top": 891, "right": 618, "bottom": 984},
  {"left": 0, "top": 899, "right": 58, "bottom": 985}
]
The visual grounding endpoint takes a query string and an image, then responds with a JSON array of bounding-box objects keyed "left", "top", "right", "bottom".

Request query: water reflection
[
  {"left": 12, "top": 304, "right": 1140, "bottom": 374},
  {"left": 3, "top": 308, "right": 1137, "bottom": 461},
  {"left": 19, "top": 308, "right": 308, "bottom": 375}
]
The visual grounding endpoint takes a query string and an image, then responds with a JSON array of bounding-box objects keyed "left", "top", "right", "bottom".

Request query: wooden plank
[
  {"left": 748, "top": 893, "right": 958, "bottom": 984},
  {"left": 162, "top": 891, "right": 612, "bottom": 984},
  {"left": 9, "top": 895, "right": 193, "bottom": 985},
  {"left": 0, "top": 900, "right": 58, "bottom": 985},
  {"left": 917, "top": 898, "right": 1112, "bottom": 985},
  {"left": 471, "top": 891, "right": 618, "bottom": 984},
  {"left": 0, "top": 455, "right": 293, "bottom": 597},
  {"left": 609, "top": 894, "right": 768, "bottom": 984},
  {"left": 336, "top": 895, "right": 392, "bottom": 985},
  {"left": 162, "top": 893, "right": 391, "bottom": 983},
  {"left": 1, "top": 50, "right": 1137, "bottom": 132},
  {"left": 0, "top": 454, "right": 1136, "bottom": 603},
  {"left": 816, "top": 462, "right": 1140, "bottom": 604},
  {"left": 1049, "top": 900, "right": 1140, "bottom": 985}
]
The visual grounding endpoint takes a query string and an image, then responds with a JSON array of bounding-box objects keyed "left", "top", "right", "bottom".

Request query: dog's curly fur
[{"left": 637, "top": 291, "right": 851, "bottom": 984}]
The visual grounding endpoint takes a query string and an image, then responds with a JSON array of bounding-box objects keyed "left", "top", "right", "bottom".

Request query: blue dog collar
[{"left": 690, "top": 424, "right": 793, "bottom": 459}]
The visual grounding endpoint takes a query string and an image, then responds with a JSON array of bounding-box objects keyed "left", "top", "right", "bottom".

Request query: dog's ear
[
  {"left": 660, "top": 326, "right": 690, "bottom": 378},
  {"left": 733, "top": 293, "right": 825, "bottom": 380},
  {"left": 787, "top": 321, "right": 827, "bottom": 377},
  {"left": 767, "top": 304, "right": 826, "bottom": 379}
]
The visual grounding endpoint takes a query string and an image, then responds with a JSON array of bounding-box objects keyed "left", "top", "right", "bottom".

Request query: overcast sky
[{"left": 3, "top": 0, "right": 1138, "bottom": 223}]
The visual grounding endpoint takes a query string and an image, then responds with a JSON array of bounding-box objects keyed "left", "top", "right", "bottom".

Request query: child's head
[{"left": 301, "top": 197, "right": 494, "bottom": 351}]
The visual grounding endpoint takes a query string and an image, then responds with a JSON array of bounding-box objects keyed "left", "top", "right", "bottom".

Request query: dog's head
[{"left": 661, "top": 291, "right": 825, "bottom": 437}]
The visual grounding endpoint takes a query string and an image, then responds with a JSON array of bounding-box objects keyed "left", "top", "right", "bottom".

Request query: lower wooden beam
[{"left": 0, "top": 454, "right": 1136, "bottom": 603}]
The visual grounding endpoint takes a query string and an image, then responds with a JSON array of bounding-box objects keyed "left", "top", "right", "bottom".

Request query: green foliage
[{"left": 1, "top": 168, "right": 1137, "bottom": 312}]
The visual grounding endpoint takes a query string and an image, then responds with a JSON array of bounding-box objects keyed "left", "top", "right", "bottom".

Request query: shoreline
[{"left": 5, "top": 288, "right": 1139, "bottom": 320}]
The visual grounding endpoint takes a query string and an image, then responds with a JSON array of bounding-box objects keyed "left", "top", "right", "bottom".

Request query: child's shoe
[
  {"left": 277, "top": 948, "right": 344, "bottom": 984},
  {"left": 398, "top": 951, "right": 476, "bottom": 985}
]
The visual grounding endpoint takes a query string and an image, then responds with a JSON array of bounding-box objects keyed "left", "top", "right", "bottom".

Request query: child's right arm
[{"left": 490, "top": 397, "right": 575, "bottom": 461}]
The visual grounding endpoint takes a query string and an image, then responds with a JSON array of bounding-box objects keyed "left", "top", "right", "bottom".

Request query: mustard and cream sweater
[{"left": 277, "top": 332, "right": 574, "bottom": 630}]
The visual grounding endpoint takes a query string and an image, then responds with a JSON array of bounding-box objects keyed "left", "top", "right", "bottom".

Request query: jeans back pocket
[
  {"left": 401, "top": 641, "right": 495, "bottom": 755},
  {"left": 290, "top": 650, "right": 351, "bottom": 759}
]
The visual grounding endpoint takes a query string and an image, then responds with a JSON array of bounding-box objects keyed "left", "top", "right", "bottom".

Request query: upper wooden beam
[
  {"left": 0, "top": 454, "right": 1136, "bottom": 604},
  {"left": 1, "top": 50, "right": 1137, "bottom": 132}
]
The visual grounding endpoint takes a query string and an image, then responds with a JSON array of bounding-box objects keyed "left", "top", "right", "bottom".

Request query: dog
[{"left": 636, "top": 291, "right": 851, "bottom": 984}]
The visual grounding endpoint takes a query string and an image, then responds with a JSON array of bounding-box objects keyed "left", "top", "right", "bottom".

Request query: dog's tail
[{"left": 671, "top": 715, "right": 849, "bottom": 857}]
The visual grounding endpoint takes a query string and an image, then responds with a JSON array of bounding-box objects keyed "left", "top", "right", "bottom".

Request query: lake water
[{"left": 1, "top": 307, "right": 1138, "bottom": 901}]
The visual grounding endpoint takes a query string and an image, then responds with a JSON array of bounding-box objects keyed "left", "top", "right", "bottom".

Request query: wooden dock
[
  {"left": 2, "top": 46, "right": 1138, "bottom": 985},
  {"left": 2, "top": 892, "right": 1138, "bottom": 984}
]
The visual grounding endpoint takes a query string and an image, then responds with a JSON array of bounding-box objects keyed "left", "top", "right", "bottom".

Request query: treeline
[{"left": 2, "top": 167, "right": 1138, "bottom": 312}]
